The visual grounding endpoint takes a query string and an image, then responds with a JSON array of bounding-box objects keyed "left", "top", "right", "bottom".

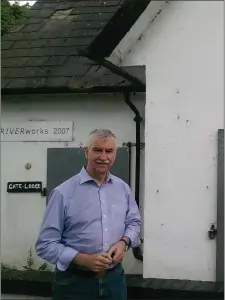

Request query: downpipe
[
  {"left": 77, "top": 49, "right": 145, "bottom": 261},
  {"left": 124, "top": 93, "right": 143, "bottom": 262}
]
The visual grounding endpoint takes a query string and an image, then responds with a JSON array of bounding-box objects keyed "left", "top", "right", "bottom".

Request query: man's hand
[
  {"left": 74, "top": 253, "right": 112, "bottom": 272},
  {"left": 107, "top": 241, "right": 126, "bottom": 264}
]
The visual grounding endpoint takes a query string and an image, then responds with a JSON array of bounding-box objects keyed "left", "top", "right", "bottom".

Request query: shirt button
[
  {"left": 104, "top": 228, "right": 108, "bottom": 231},
  {"left": 103, "top": 214, "right": 106, "bottom": 218}
]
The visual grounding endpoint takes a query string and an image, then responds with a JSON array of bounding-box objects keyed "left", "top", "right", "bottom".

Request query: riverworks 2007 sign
[{"left": 1, "top": 121, "right": 74, "bottom": 142}]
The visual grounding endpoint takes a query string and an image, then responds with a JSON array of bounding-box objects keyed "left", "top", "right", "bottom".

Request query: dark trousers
[{"left": 52, "top": 263, "right": 127, "bottom": 300}]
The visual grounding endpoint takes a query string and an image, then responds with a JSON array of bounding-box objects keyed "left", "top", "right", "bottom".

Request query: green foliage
[
  {"left": 1, "top": 0, "right": 29, "bottom": 36},
  {"left": 38, "top": 262, "right": 48, "bottom": 271},
  {"left": 23, "top": 247, "right": 34, "bottom": 269},
  {"left": 22, "top": 247, "right": 48, "bottom": 271}
]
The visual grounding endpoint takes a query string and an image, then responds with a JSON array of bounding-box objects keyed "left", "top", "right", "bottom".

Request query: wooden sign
[{"left": 1, "top": 121, "right": 74, "bottom": 142}]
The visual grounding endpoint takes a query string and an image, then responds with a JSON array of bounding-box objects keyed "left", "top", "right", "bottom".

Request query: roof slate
[{"left": 2, "top": 0, "right": 149, "bottom": 94}]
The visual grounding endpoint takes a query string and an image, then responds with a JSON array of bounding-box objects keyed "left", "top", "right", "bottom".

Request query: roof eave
[
  {"left": 1, "top": 85, "right": 145, "bottom": 96},
  {"left": 88, "top": 0, "right": 152, "bottom": 58}
]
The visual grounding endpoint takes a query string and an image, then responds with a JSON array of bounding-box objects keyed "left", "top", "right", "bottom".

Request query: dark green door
[{"left": 46, "top": 147, "right": 130, "bottom": 199}]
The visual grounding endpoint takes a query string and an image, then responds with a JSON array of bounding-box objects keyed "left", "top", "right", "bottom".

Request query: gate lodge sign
[
  {"left": 7, "top": 181, "right": 42, "bottom": 193},
  {"left": 1, "top": 121, "right": 74, "bottom": 142}
]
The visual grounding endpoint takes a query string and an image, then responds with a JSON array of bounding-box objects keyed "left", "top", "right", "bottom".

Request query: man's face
[{"left": 85, "top": 137, "right": 116, "bottom": 175}]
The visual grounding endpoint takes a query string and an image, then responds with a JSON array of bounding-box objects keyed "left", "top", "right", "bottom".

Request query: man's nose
[{"left": 99, "top": 151, "right": 107, "bottom": 160}]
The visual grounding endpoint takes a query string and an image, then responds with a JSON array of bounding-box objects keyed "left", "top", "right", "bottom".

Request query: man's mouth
[{"left": 96, "top": 161, "right": 109, "bottom": 165}]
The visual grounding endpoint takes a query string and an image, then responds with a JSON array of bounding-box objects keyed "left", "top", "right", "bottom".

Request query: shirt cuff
[
  {"left": 57, "top": 246, "right": 78, "bottom": 271},
  {"left": 124, "top": 230, "right": 141, "bottom": 248}
]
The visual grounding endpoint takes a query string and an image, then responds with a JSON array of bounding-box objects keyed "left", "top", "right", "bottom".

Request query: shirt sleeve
[
  {"left": 35, "top": 189, "right": 78, "bottom": 271},
  {"left": 124, "top": 186, "right": 141, "bottom": 248}
]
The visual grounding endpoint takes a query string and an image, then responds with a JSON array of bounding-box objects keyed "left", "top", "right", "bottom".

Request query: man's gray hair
[{"left": 86, "top": 129, "right": 116, "bottom": 147}]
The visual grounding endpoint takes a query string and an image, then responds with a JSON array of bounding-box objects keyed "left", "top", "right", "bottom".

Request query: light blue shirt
[{"left": 35, "top": 167, "right": 141, "bottom": 271}]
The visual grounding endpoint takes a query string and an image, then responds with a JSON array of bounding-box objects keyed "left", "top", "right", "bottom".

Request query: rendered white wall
[
  {"left": 1, "top": 93, "right": 145, "bottom": 274},
  {"left": 2, "top": 0, "right": 223, "bottom": 283},
  {"left": 120, "top": 1, "right": 224, "bottom": 281}
]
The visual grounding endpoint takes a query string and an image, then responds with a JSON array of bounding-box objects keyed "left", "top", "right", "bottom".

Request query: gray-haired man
[{"left": 36, "top": 129, "right": 141, "bottom": 300}]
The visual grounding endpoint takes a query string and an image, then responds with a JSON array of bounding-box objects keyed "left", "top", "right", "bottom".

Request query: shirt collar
[{"left": 79, "top": 166, "right": 113, "bottom": 185}]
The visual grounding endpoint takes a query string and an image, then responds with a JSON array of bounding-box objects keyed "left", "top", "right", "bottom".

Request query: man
[{"left": 35, "top": 129, "right": 141, "bottom": 300}]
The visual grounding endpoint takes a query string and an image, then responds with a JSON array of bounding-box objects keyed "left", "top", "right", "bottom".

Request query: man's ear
[
  {"left": 84, "top": 146, "right": 88, "bottom": 159},
  {"left": 114, "top": 147, "right": 117, "bottom": 158}
]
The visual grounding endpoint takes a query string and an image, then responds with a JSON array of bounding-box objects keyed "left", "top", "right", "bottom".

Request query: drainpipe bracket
[
  {"left": 132, "top": 247, "right": 143, "bottom": 262},
  {"left": 123, "top": 142, "right": 145, "bottom": 149},
  {"left": 134, "top": 116, "right": 143, "bottom": 122}
]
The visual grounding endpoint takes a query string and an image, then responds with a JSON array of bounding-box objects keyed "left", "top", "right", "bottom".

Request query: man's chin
[{"left": 95, "top": 165, "right": 109, "bottom": 174}]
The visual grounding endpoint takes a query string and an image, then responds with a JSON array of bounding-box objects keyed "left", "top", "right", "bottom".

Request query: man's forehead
[{"left": 90, "top": 137, "right": 116, "bottom": 147}]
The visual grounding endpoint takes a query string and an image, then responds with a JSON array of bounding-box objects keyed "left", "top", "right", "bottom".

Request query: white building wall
[
  {"left": 1, "top": 93, "right": 145, "bottom": 274},
  {"left": 119, "top": 1, "right": 224, "bottom": 281}
]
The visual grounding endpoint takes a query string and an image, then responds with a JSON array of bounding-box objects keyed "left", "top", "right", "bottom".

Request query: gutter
[
  {"left": 77, "top": 49, "right": 145, "bottom": 91},
  {"left": 1, "top": 85, "right": 144, "bottom": 95}
]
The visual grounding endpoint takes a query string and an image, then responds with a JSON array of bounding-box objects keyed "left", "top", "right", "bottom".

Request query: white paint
[
  {"left": 1, "top": 121, "right": 73, "bottom": 142},
  {"left": 1, "top": 93, "right": 145, "bottom": 274},
  {"left": 109, "top": 1, "right": 167, "bottom": 65},
  {"left": 120, "top": 1, "right": 224, "bottom": 281},
  {"left": 2, "top": 0, "right": 223, "bottom": 284}
]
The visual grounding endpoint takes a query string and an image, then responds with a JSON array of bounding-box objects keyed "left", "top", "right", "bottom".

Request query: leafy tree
[{"left": 1, "top": 0, "right": 29, "bottom": 36}]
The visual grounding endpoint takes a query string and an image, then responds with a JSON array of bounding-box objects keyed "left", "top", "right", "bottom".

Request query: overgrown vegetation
[
  {"left": 23, "top": 247, "right": 48, "bottom": 271},
  {"left": 1, "top": 248, "right": 48, "bottom": 272},
  {"left": 1, "top": 0, "right": 29, "bottom": 36},
  {"left": 23, "top": 247, "right": 34, "bottom": 269}
]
